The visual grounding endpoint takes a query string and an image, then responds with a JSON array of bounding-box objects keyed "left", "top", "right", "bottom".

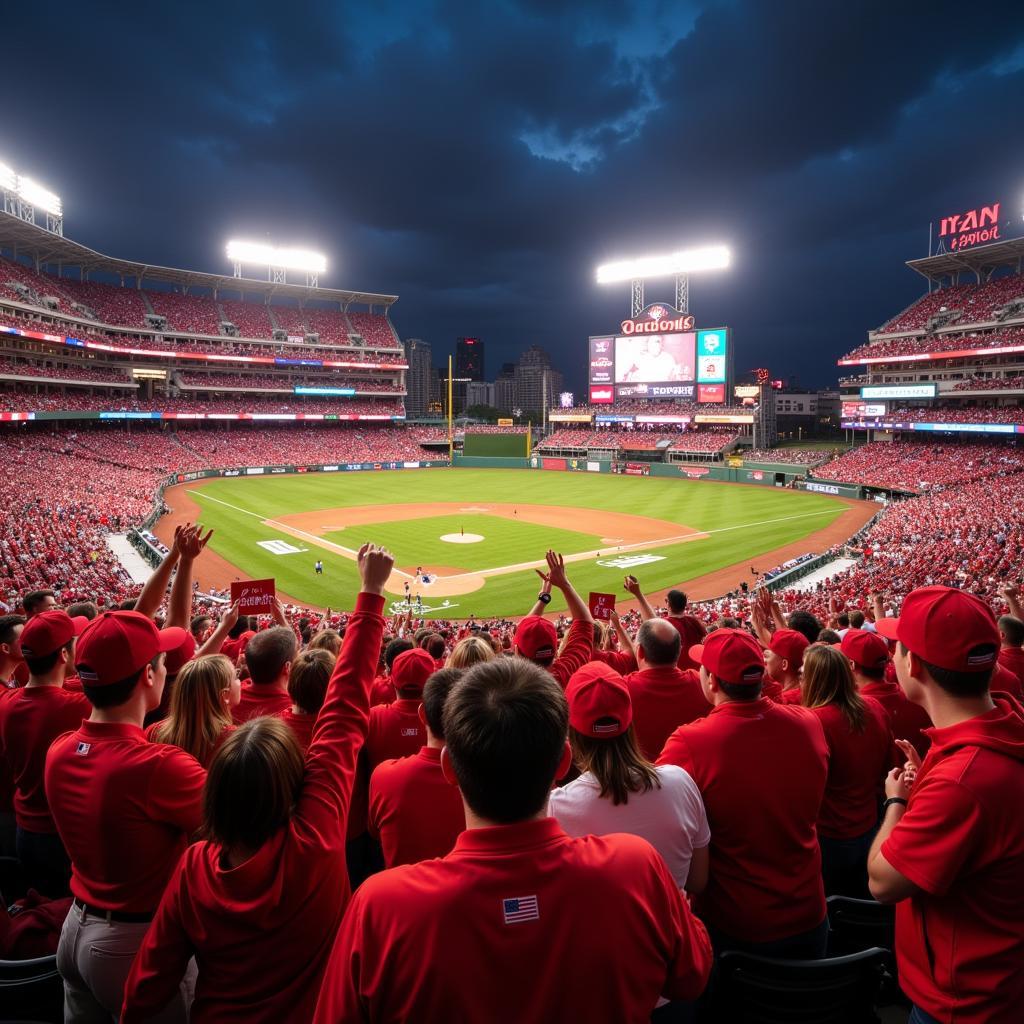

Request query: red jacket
[
  {"left": 881, "top": 700, "right": 1024, "bottom": 1024},
  {"left": 122, "top": 592, "right": 385, "bottom": 1024},
  {"left": 314, "top": 817, "right": 712, "bottom": 1021},
  {"left": 231, "top": 683, "right": 290, "bottom": 724},
  {"left": 368, "top": 747, "right": 464, "bottom": 867},
  {"left": 659, "top": 698, "right": 828, "bottom": 942},
  {"left": 621, "top": 664, "right": 709, "bottom": 761},
  {"left": 547, "top": 619, "right": 593, "bottom": 688},
  {"left": 860, "top": 679, "right": 932, "bottom": 759}
]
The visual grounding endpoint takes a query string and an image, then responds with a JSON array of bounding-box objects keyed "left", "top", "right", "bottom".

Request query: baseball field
[{"left": 157, "top": 467, "right": 873, "bottom": 619}]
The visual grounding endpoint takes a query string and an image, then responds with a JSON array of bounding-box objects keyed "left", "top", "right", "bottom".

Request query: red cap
[
  {"left": 163, "top": 628, "right": 196, "bottom": 676},
  {"left": 566, "top": 662, "right": 633, "bottom": 738},
  {"left": 391, "top": 648, "right": 435, "bottom": 694},
  {"left": 75, "top": 611, "right": 182, "bottom": 687},
  {"left": 768, "top": 628, "right": 810, "bottom": 670},
  {"left": 874, "top": 585, "right": 1000, "bottom": 674},
  {"left": 689, "top": 628, "right": 765, "bottom": 686},
  {"left": 840, "top": 628, "right": 889, "bottom": 671},
  {"left": 514, "top": 616, "right": 558, "bottom": 662},
  {"left": 20, "top": 610, "right": 88, "bottom": 659}
]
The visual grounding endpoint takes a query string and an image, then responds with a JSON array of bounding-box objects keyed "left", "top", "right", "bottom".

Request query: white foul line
[{"left": 187, "top": 489, "right": 841, "bottom": 582}]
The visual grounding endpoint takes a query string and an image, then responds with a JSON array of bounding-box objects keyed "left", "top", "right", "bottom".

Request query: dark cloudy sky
[{"left": 5, "top": 1, "right": 1024, "bottom": 391}]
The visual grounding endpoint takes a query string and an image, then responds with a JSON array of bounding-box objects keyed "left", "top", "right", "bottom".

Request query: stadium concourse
[{"left": 1, "top": 240, "right": 1023, "bottom": 1022}]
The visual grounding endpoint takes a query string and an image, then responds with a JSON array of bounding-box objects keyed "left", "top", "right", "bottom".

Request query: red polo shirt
[
  {"left": 621, "top": 664, "right": 710, "bottom": 761},
  {"left": 860, "top": 679, "right": 932, "bottom": 759},
  {"left": 232, "top": 683, "right": 291, "bottom": 724},
  {"left": 0, "top": 685, "right": 91, "bottom": 832},
  {"left": 313, "top": 817, "right": 712, "bottom": 1021},
  {"left": 809, "top": 697, "right": 893, "bottom": 839},
  {"left": 998, "top": 646, "right": 1024, "bottom": 685},
  {"left": 45, "top": 721, "right": 205, "bottom": 913},
  {"left": 667, "top": 614, "right": 706, "bottom": 671},
  {"left": 992, "top": 661, "right": 1023, "bottom": 700},
  {"left": 546, "top": 619, "right": 594, "bottom": 688},
  {"left": 591, "top": 647, "right": 637, "bottom": 674},
  {"left": 659, "top": 697, "right": 828, "bottom": 942},
  {"left": 122, "top": 592, "right": 386, "bottom": 1024},
  {"left": 881, "top": 700, "right": 1024, "bottom": 1024},
  {"left": 368, "top": 746, "right": 465, "bottom": 867},
  {"left": 779, "top": 684, "right": 802, "bottom": 705},
  {"left": 277, "top": 708, "right": 315, "bottom": 753},
  {"left": 366, "top": 699, "right": 423, "bottom": 770}
]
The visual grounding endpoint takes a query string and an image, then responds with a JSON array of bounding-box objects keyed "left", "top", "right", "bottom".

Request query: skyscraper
[
  {"left": 514, "top": 346, "right": 563, "bottom": 416},
  {"left": 455, "top": 337, "right": 485, "bottom": 381},
  {"left": 403, "top": 338, "right": 433, "bottom": 416}
]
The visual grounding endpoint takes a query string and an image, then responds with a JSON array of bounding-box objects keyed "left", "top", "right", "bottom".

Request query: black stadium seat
[
  {"left": 826, "top": 896, "right": 895, "bottom": 956},
  {"left": 0, "top": 954, "right": 64, "bottom": 1021},
  {"left": 716, "top": 947, "right": 889, "bottom": 1023}
]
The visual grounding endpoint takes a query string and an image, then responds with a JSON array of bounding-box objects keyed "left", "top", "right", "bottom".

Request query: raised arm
[
  {"left": 540, "top": 551, "right": 592, "bottom": 626},
  {"left": 166, "top": 527, "right": 212, "bottom": 629},
  {"left": 1002, "top": 583, "right": 1023, "bottom": 621},
  {"left": 623, "top": 574, "right": 657, "bottom": 621},
  {"left": 609, "top": 610, "right": 636, "bottom": 661},
  {"left": 195, "top": 600, "right": 240, "bottom": 658},
  {"left": 135, "top": 525, "right": 185, "bottom": 619},
  {"left": 527, "top": 573, "right": 553, "bottom": 617},
  {"left": 296, "top": 544, "right": 391, "bottom": 841}
]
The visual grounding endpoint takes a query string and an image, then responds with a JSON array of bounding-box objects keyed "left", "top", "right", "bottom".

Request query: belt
[{"left": 73, "top": 898, "right": 153, "bottom": 924}]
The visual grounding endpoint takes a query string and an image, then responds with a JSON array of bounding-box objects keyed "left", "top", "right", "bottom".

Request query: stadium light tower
[
  {"left": 596, "top": 245, "right": 731, "bottom": 317},
  {"left": 226, "top": 239, "right": 328, "bottom": 287},
  {"left": 0, "top": 160, "right": 63, "bottom": 236}
]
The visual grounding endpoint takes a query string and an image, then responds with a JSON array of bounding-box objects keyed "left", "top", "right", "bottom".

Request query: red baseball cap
[
  {"left": 514, "top": 616, "right": 558, "bottom": 662},
  {"left": 391, "top": 648, "right": 435, "bottom": 694},
  {"left": 566, "top": 662, "right": 633, "bottom": 738},
  {"left": 874, "top": 585, "right": 1000, "bottom": 674},
  {"left": 768, "top": 628, "right": 810, "bottom": 669},
  {"left": 689, "top": 628, "right": 765, "bottom": 686},
  {"left": 840, "top": 628, "right": 889, "bottom": 671},
  {"left": 20, "top": 610, "right": 88, "bottom": 659},
  {"left": 75, "top": 611, "right": 183, "bottom": 687},
  {"left": 163, "top": 628, "right": 196, "bottom": 676}
]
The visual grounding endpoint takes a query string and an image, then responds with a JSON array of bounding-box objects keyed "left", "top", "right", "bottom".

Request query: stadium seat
[
  {"left": 0, "top": 954, "right": 64, "bottom": 1021},
  {"left": 715, "top": 947, "right": 889, "bottom": 1023},
  {"left": 825, "top": 896, "right": 894, "bottom": 957}
]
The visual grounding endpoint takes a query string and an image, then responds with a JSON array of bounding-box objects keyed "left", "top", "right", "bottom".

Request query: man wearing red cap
[
  {"left": 843, "top": 628, "right": 932, "bottom": 759},
  {"left": 368, "top": 667, "right": 465, "bottom": 867},
  {"left": 0, "top": 609, "right": 90, "bottom": 896},
  {"left": 365, "top": 646, "right": 435, "bottom": 770},
  {"left": 315, "top": 656, "right": 712, "bottom": 1021},
  {"left": 0, "top": 614, "right": 26, "bottom": 857},
  {"left": 868, "top": 586, "right": 1024, "bottom": 1024},
  {"left": 44, "top": 610, "right": 206, "bottom": 1022},
  {"left": 763, "top": 628, "right": 809, "bottom": 704},
  {"left": 659, "top": 628, "right": 830, "bottom": 957},
  {"left": 513, "top": 550, "right": 593, "bottom": 686},
  {"left": 620, "top": 618, "right": 709, "bottom": 760}
]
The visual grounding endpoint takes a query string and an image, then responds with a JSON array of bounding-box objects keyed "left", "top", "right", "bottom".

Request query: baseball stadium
[{"left": 2, "top": 14, "right": 1024, "bottom": 1019}]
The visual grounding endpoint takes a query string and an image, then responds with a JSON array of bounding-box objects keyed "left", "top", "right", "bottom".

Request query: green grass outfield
[{"left": 184, "top": 468, "right": 848, "bottom": 619}]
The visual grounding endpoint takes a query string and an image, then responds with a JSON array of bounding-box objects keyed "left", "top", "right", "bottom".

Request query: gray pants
[{"left": 57, "top": 903, "right": 196, "bottom": 1022}]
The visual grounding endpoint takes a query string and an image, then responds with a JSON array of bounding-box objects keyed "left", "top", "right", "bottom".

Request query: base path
[{"left": 155, "top": 481, "right": 877, "bottom": 611}]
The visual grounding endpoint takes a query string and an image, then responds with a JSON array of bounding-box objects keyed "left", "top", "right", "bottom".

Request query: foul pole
[{"left": 447, "top": 355, "right": 453, "bottom": 463}]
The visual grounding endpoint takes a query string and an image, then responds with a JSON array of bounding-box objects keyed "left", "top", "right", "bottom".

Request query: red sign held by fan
[
  {"left": 231, "top": 578, "right": 276, "bottom": 615},
  {"left": 588, "top": 592, "right": 616, "bottom": 621}
]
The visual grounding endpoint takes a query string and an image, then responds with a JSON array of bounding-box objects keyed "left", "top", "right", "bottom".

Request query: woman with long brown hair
[
  {"left": 801, "top": 643, "right": 894, "bottom": 897},
  {"left": 548, "top": 662, "right": 709, "bottom": 893},
  {"left": 146, "top": 654, "right": 238, "bottom": 769}
]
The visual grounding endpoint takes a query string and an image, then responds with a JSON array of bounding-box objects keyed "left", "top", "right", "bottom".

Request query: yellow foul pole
[{"left": 447, "top": 355, "right": 453, "bottom": 464}]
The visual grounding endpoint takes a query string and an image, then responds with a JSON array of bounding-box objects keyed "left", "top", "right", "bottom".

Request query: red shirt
[
  {"left": 779, "top": 684, "right": 802, "bottom": 705},
  {"left": 313, "top": 817, "right": 712, "bottom": 1022},
  {"left": 368, "top": 746, "right": 464, "bottom": 867},
  {"left": 366, "top": 699, "right": 423, "bottom": 771},
  {"left": 659, "top": 698, "right": 828, "bottom": 942},
  {"left": 992, "top": 661, "right": 1023, "bottom": 700},
  {"left": 621, "top": 664, "right": 710, "bottom": 761},
  {"left": 998, "top": 646, "right": 1024, "bottom": 688},
  {"left": 0, "top": 685, "right": 91, "bottom": 832},
  {"left": 667, "top": 614, "right": 706, "bottom": 671},
  {"left": 277, "top": 708, "right": 315, "bottom": 753},
  {"left": 860, "top": 679, "right": 932, "bottom": 759},
  {"left": 547, "top": 619, "right": 594, "bottom": 688},
  {"left": 591, "top": 647, "right": 637, "bottom": 674},
  {"left": 369, "top": 674, "right": 393, "bottom": 707},
  {"left": 232, "top": 683, "right": 291, "bottom": 724},
  {"left": 122, "top": 592, "right": 386, "bottom": 1024},
  {"left": 45, "top": 721, "right": 205, "bottom": 913},
  {"left": 881, "top": 700, "right": 1024, "bottom": 1024},
  {"left": 809, "top": 697, "right": 893, "bottom": 839}
]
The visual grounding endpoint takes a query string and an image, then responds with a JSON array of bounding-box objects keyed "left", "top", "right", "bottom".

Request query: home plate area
[{"left": 441, "top": 532, "right": 484, "bottom": 543}]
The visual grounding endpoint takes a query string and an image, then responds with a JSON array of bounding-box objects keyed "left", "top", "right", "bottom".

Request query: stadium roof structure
[
  {"left": 0, "top": 211, "right": 398, "bottom": 309},
  {"left": 907, "top": 234, "right": 1024, "bottom": 285}
]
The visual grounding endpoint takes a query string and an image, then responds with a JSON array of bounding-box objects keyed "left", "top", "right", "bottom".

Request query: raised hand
[
  {"left": 358, "top": 543, "right": 395, "bottom": 596},
  {"left": 623, "top": 574, "right": 642, "bottom": 596},
  {"left": 894, "top": 739, "right": 922, "bottom": 782},
  {"left": 544, "top": 550, "right": 569, "bottom": 591},
  {"left": 180, "top": 526, "right": 213, "bottom": 561}
]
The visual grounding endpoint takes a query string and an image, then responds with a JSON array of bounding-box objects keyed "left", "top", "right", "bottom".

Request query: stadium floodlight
[
  {"left": 595, "top": 246, "right": 731, "bottom": 284},
  {"left": 16, "top": 177, "right": 62, "bottom": 216},
  {"left": 0, "top": 163, "right": 16, "bottom": 193},
  {"left": 226, "top": 240, "right": 327, "bottom": 274}
]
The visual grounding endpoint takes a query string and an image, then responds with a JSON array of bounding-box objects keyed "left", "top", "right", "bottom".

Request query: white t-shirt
[{"left": 548, "top": 764, "right": 710, "bottom": 889}]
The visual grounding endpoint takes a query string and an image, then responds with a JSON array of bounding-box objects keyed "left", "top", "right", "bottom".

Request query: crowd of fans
[
  {"left": 952, "top": 374, "right": 1024, "bottom": 391},
  {"left": 667, "top": 430, "right": 740, "bottom": 453},
  {"left": 176, "top": 371, "right": 404, "bottom": 393},
  {"left": 878, "top": 405, "right": 1024, "bottom": 424},
  {"left": 0, "top": 359, "right": 130, "bottom": 384},
  {"left": 740, "top": 448, "right": 832, "bottom": 464},
  {"left": 879, "top": 272, "right": 1024, "bottom": 333},
  {"left": 842, "top": 326, "right": 1024, "bottom": 363}
]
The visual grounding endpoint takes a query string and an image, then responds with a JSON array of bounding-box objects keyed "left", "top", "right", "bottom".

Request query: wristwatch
[
  {"left": 538, "top": 592, "right": 552, "bottom": 604},
  {"left": 882, "top": 797, "right": 907, "bottom": 812}
]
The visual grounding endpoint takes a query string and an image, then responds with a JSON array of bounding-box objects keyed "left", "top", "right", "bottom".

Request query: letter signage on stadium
[
  {"left": 619, "top": 304, "right": 696, "bottom": 335},
  {"left": 936, "top": 202, "right": 1002, "bottom": 252}
]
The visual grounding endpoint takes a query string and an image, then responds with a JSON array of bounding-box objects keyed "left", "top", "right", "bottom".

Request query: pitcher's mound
[{"left": 441, "top": 532, "right": 484, "bottom": 544}]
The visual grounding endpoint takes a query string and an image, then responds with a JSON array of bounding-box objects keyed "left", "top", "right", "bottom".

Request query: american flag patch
[
  {"left": 502, "top": 895, "right": 539, "bottom": 924},
  {"left": 75, "top": 742, "right": 91, "bottom": 756}
]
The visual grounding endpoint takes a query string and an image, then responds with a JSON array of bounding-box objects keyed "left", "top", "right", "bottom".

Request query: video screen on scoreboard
[{"left": 614, "top": 332, "right": 695, "bottom": 385}]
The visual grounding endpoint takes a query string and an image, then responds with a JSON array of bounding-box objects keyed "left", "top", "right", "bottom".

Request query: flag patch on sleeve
[{"left": 502, "top": 895, "right": 539, "bottom": 924}]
